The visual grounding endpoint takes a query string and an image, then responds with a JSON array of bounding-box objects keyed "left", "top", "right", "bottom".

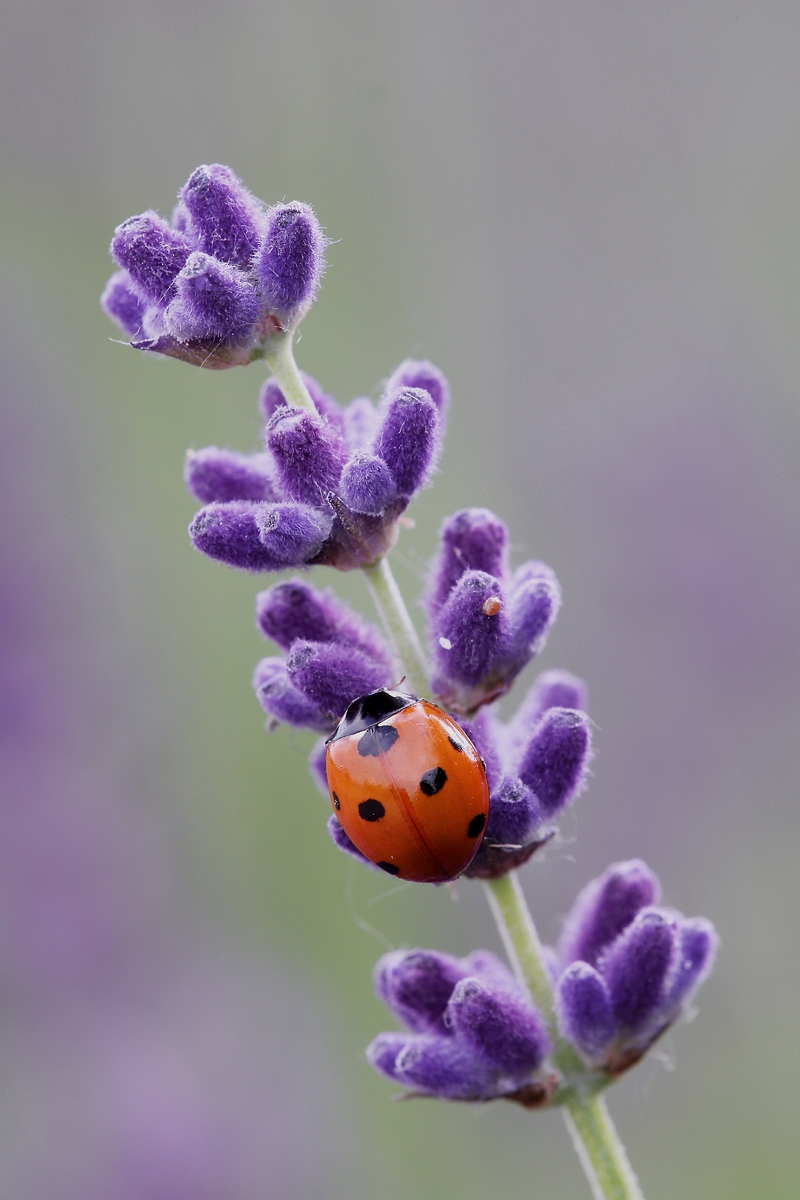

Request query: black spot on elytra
[
  {"left": 357, "top": 724, "right": 399, "bottom": 756},
  {"left": 377, "top": 861, "right": 401, "bottom": 875},
  {"left": 420, "top": 766, "right": 447, "bottom": 796},
  {"left": 331, "top": 792, "right": 340, "bottom": 810},
  {"left": 358, "top": 798, "right": 386, "bottom": 822},
  {"left": 448, "top": 735, "right": 464, "bottom": 752},
  {"left": 467, "top": 813, "right": 486, "bottom": 839}
]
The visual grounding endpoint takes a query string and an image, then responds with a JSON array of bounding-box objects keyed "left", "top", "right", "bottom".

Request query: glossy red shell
[{"left": 325, "top": 698, "right": 490, "bottom": 883}]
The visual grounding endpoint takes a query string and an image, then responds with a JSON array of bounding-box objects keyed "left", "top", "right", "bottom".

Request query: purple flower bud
[
  {"left": 428, "top": 509, "right": 509, "bottom": 613},
  {"left": 556, "top": 963, "right": 616, "bottom": 1061},
  {"left": 184, "top": 448, "right": 276, "bottom": 504},
  {"left": 366, "top": 1031, "right": 411, "bottom": 1077},
  {"left": 254, "top": 502, "right": 332, "bottom": 565},
  {"left": 516, "top": 708, "right": 592, "bottom": 818},
  {"left": 265, "top": 408, "right": 345, "bottom": 505},
  {"left": 285, "top": 640, "right": 388, "bottom": 720},
  {"left": 459, "top": 707, "right": 505, "bottom": 792},
  {"left": 375, "top": 950, "right": 469, "bottom": 1035},
  {"left": 432, "top": 570, "right": 508, "bottom": 688},
  {"left": 527, "top": 669, "right": 588, "bottom": 717},
  {"left": 110, "top": 211, "right": 192, "bottom": 304},
  {"left": 373, "top": 387, "right": 440, "bottom": 497},
  {"left": 558, "top": 860, "right": 661, "bottom": 969},
  {"left": 464, "top": 773, "right": 555, "bottom": 881},
  {"left": 179, "top": 164, "right": 264, "bottom": 270},
  {"left": 170, "top": 201, "right": 194, "bottom": 238},
  {"left": 327, "top": 813, "right": 374, "bottom": 865},
  {"left": 446, "top": 978, "right": 550, "bottom": 1076},
  {"left": 100, "top": 271, "right": 147, "bottom": 337},
  {"left": 254, "top": 202, "right": 326, "bottom": 326},
  {"left": 386, "top": 359, "right": 450, "bottom": 421},
  {"left": 663, "top": 918, "right": 718, "bottom": 1013},
  {"left": 258, "top": 372, "right": 346, "bottom": 438},
  {"left": 252, "top": 658, "right": 330, "bottom": 731},
  {"left": 255, "top": 579, "right": 390, "bottom": 668},
  {"left": 505, "top": 564, "right": 561, "bottom": 662},
  {"left": 189, "top": 501, "right": 331, "bottom": 571},
  {"left": 164, "top": 252, "right": 261, "bottom": 343},
  {"left": 343, "top": 397, "right": 378, "bottom": 450},
  {"left": 483, "top": 776, "right": 542, "bottom": 846},
  {"left": 508, "top": 670, "right": 589, "bottom": 760},
  {"left": 461, "top": 950, "right": 518, "bottom": 993},
  {"left": 339, "top": 453, "right": 397, "bottom": 515},
  {"left": 373, "top": 1034, "right": 494, "bottom": 1100},
  {"left": 602, "top": 909, "right": 679, "bottom": 1034}
]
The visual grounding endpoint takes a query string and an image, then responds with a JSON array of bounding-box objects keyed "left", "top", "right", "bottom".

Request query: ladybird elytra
[{"left": 325, "top": 687, "right": 490, "bottom": 883}]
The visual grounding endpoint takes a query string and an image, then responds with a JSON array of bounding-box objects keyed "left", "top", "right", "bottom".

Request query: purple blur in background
[{"left": 0, "top": 313, "right": 342, "bottom": 1198}]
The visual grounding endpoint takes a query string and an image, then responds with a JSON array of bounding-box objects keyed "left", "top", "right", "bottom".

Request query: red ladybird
[{"left": 325, "top": 687, "right": 490, "bottom": 883}]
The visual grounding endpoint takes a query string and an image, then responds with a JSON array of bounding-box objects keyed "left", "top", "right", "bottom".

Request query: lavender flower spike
[{"left": 102, "top": 166, "right": 327, "bottom": 368}]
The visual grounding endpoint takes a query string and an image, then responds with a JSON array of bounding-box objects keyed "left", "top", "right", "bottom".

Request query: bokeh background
[{"left": 2, "top": 2, "right": 800, "bottom": 1196}]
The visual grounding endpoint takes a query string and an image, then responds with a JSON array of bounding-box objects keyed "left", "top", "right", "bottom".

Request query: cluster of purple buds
[
  {"left": 368, "top": 949, "right": 553, "bottom": 1105},
  {"left": 185, "top": 362, "right": 446, "bottom": 571},
  {"left": 250, "top": 572, "right": 590, "bottom": 880},
  {"left": 102, "top": 164, "right": 326, "bottom": 367},
  {"left": 368, "top": 860, "right": 717, "bottom": 1103},
  {"left": 426, "top": 508, "right": 562, "bottom": 713}
]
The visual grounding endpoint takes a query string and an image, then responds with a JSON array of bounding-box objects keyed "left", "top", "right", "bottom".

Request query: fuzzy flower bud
[
  {"left": 180, "top": 163, "right": 263, "bottom": 270},
  {"left": 188, "top": 501, "right": 331, "bottom": 572},
  {"left": 373, "top": 387, "right": 441, "bottom": 498},
  {"left": 110, "top": 211, "right": 192, "bottom": 304},
  {"left": 253, "top": 202, "right": 326, "bottom": 329},
  {"left": 164, "top": 253, "right": 261, "bottom": 344}
]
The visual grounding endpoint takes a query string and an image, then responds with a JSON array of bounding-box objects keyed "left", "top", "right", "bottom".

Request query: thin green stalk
[
  {"left": 361, "top": 556, "right": 429, "bottom": 697},
  {"left": 361, "top": 553, "right": 644, "bottom": 1200},
  {"left": 564, "top": 1094, "right": 645, "bottom": 1200},
  {"left": 264, "top": 330, "right": 316, "bottom": 412},
  {"left": 482, "top": 870, "right": 555, "bottom": 1023},
  {"left": 485, "top": 873, "right": 645, "bottom": 1200}
]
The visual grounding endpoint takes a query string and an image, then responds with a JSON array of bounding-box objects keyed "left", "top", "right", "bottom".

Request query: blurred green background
[{"left": 2, "top": 2, "right": 800, "bottom": 1196}]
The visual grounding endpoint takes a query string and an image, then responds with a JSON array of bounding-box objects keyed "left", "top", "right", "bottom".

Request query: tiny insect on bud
[{"left": 482, "top": 596, "right": 502, "bottom": 616}]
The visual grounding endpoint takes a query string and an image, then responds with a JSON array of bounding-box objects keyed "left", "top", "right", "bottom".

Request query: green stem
[
  {"left": 264, "top": 330, "right": 316, "bottom": 412},
  {"left": 483, "top": 871, "right": 555, "bottom": 1023},
  {"left": 484, "top": 873, "right": 645, "bottom": 1200},
  {"left": 359, "top": 553, "right": 643, "bottom": 1200},
  {"left": 361, "top": 557, "right": 430, "bottom": 697},
  {"left": 564, "top": 1095, "right": 645, "bottom": 1200}
]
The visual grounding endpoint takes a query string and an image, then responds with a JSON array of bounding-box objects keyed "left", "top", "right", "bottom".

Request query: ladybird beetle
[{"left": 325, "top": 687, "right": 490, "bottom": 883}]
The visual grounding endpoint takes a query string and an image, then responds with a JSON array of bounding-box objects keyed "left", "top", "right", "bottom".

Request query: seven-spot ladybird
[{"left": 325, "top": 687, "right": 490, "bottom": 883}]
